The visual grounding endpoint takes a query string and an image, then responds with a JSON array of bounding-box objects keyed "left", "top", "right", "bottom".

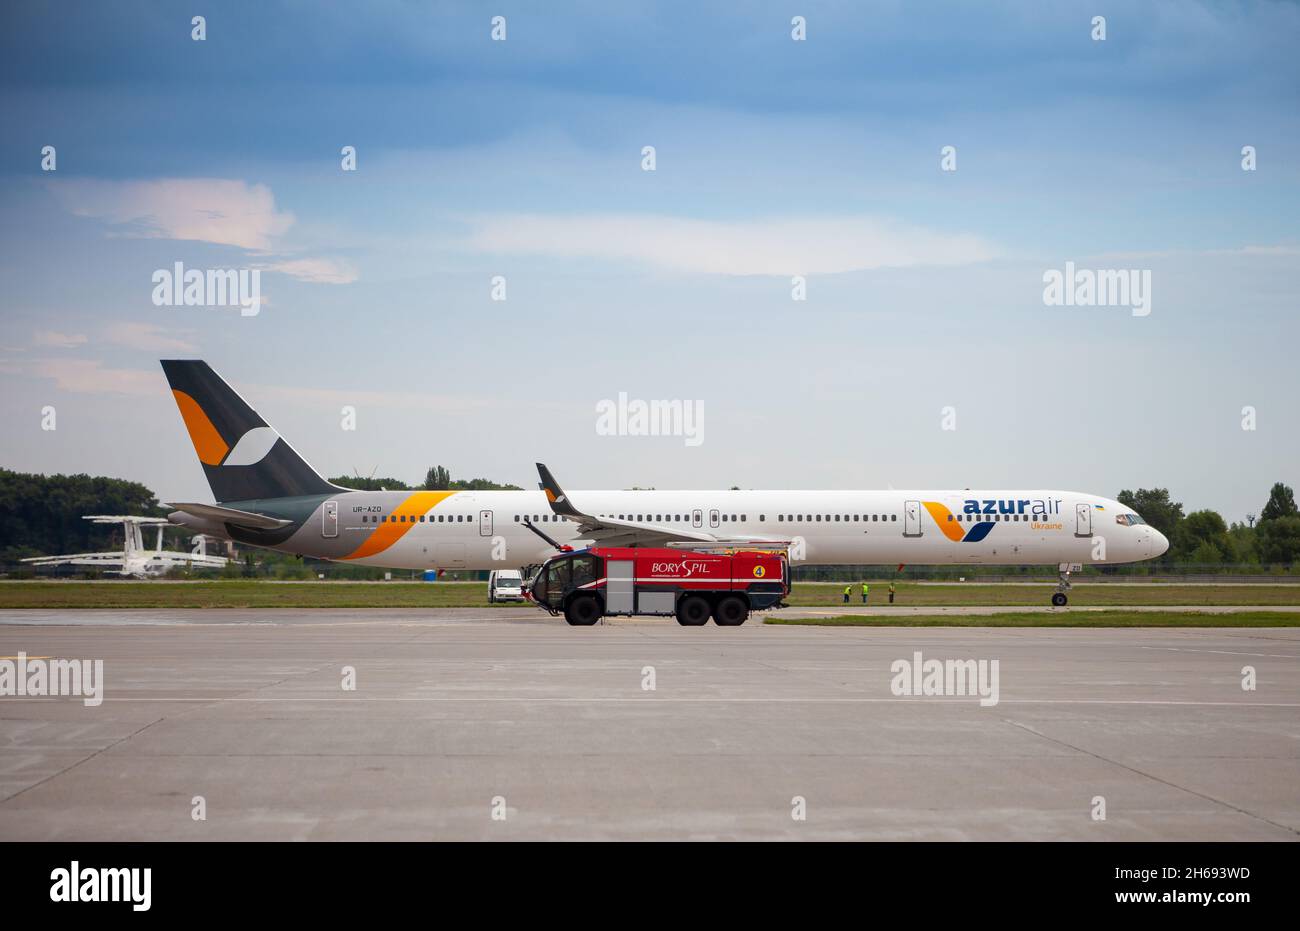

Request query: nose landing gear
[{"left": 1052, "top": 562, "right": 1080, "bottom": 606}]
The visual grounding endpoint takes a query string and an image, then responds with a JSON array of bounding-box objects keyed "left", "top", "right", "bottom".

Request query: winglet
[{"left": 535, "top": 463, "right": 583, "bottom": 519}]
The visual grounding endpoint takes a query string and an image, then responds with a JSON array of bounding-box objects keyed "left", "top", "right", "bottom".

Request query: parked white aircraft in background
[
  {"left": 21, "top": 515, "right": 230, "bottom": 578},
  {"left": 160, "top": 361, "right": 1169, "bottom": 605}
]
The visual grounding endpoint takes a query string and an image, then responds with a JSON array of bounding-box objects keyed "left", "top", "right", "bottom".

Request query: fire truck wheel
[
  {"left": 676, "top": 596, "right": 711, "bottom": 626},
  {"left": 564, "top": 595, "right": 602, "bottom": 626},
  {"left": 713, "top": 596, "right": 749, "bottom": 626}
]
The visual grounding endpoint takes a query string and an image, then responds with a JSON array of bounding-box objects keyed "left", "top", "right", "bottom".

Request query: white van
[{"left": 487, "top": 569, "right": 525, "bottom": 603}]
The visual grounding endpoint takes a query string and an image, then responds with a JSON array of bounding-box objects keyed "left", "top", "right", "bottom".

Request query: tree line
[
  {"left": 0, "top": 468, "right": 166, "bottom": 561},
  {"left": 1117, "top": 482, "right": 1300, "bottom": 566},
  {"left": 327, "top": 465, "right": 523, "bottom": 492}
]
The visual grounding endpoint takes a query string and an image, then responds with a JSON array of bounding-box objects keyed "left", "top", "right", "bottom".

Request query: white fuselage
[{"left": 286, "top": 488, "right": 1168, "bottom": 571}]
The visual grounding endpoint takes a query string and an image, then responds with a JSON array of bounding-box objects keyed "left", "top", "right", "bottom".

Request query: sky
[{"left": 1, "top": 0, "right": 1297, "bottom": 522}]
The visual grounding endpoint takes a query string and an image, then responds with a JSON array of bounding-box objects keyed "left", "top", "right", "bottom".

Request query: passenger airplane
[{"left": 161, "top": 361, "right": 1167, "bottom": 605}]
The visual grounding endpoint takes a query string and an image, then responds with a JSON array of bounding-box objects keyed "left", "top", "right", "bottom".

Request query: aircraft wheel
[
  {"left": 676, "top": 595, "right": 711, "bottom": 626},
  {"left": 713, "top": 596, "right": 749, "bottom": 626},
  {"left": 1051, "top": 592, "right": 1068, "bottom": 607},
  {"left": 565, "top": 595, "right": 602, "bottom": 626}
]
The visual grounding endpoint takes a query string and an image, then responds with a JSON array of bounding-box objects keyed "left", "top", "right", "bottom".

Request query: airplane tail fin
[
  {"left": 536, "top": 462, "right": 584, "bottom": 519},
  {"left": 160, "top": 360, "right": 336, "bottom": 504}
]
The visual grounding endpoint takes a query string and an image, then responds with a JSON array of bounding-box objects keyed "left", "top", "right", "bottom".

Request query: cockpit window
[{"left": 1115, "top": 513, "right": 1147, "bottom": 526}]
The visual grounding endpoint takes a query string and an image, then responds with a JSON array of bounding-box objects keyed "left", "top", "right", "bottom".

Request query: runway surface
[
  {"left": 778, "top": 604, "right": 1300, "bottom": 617},
  {"left": 1, "top": 608, "right": 1297, "bottom": 840}
]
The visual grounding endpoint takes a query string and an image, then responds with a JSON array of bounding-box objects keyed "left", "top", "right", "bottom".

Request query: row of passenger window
[
  {"left": 362, "top": 511, "right": 1052, "bottom": 527},
  {"left": 365, "top": 510, "right": 1048, "bottom": 527},
  {"left": 780, "top": 514, "right": 896, "bottom": 523},
  {"left": 364, "top": 513, "right": 570, "bottom": 525},
  {"left": 509, "top": 513, "right": 898, "bottom": 524},
  {"left": 364, "top": 512, "right": 1055, "bottom": 527},
  {"left": 948, "top": 514, "right": 1041, "bottom": 522}
]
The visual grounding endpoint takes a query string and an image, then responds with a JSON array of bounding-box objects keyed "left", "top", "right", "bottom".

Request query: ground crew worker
[
  {"left": 842, "top": 584, "right": 851, "bottom": 604},
  {"left": 888, "top": 582, "right": 896, "bottom": 604},
  {"left": 861, "top": 582, "right": 869, "bottom": 604}
]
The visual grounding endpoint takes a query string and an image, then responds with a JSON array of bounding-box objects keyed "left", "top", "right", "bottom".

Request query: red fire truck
[{"left": 524, "top": 546, "right": 790, "bottom": 626}]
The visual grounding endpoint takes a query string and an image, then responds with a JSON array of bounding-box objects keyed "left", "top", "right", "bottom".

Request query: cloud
[
  {"left": 47, "top": 178, "right": 357, "bottom": 285},
  {"left": 464, "top": 213, "right": 999, "bottom": 276},
  {"left": 262, "top": 257, "right": 359, "bottom": 284},
  {"left": 30, "top": 358, "right": 159, "bottom": 396},
  {"left": 33, "top": 330, "right": 88, "bottom": 349},
  {"left": 103, "top": 322, "right": 198, "bottom": 353},
  {"left": 50, "top": 178, "right": 294, "bottom": 250}
]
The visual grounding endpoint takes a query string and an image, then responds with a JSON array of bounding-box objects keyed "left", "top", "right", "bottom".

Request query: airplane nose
[{"left": 1151, "top": 529, "right": 1169, "bottom": 557}]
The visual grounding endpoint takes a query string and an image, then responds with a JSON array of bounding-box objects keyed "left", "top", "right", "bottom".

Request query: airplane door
[
  {"left": 1075, "top": 503, "right": 1092, "bottom": 537},
  {"left": 692, "top": 509, "right": 702, "bottom": 528},
  {"left": 709, "top": 509, "right": 720, "bottom": 528},
  {"left": 903, "top": 500, "right": 922, "bottom": 537},
  {"left": 479, "top": 509, "right": 493, "bottom": 537},
  {"left": 322, "top": 500, "right": 338, "bottom": 538}
]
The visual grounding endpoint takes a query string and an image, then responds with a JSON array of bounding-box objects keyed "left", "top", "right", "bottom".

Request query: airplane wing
[
  {"left": 165, "top": 502, "right": 292, "bottom": 530},
  {"left": 535, "top": 463, "right": 791, "bottom": 549},
  {"left": 149, "top": 552, "right": 229, "bottom": 568},
  {"left": 21, "top": 553, "right": 129, "bottom": 567}
]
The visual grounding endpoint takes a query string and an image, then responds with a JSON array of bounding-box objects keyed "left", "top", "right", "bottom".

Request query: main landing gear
[{"left": 1051, "top": 562, "right": 1079, "bottom": 606}]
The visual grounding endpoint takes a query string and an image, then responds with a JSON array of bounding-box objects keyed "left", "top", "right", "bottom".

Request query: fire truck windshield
[
  {"left": 533, "top": 552, "right": 602, "bottom": 609},
  {"left": 546, "top": 558, "right": 571, "bottom": 592}
]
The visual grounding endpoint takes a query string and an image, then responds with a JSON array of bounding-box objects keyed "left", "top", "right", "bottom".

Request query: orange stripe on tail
[{"left": 171, "top": 389, "right": 229, "bottom": 466}]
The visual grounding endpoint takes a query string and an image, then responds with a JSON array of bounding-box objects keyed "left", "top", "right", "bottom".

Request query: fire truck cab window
[
  {"left": 546, "top": 559, "right": 571, "bottom": 591},
  {"left": 570, "top": 554, "right": 598, "bottom": 588}
]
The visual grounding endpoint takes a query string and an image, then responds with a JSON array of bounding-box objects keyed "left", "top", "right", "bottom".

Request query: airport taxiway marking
[{"left": 1139, "top": 646, "right": 1299, "bottom": 658}]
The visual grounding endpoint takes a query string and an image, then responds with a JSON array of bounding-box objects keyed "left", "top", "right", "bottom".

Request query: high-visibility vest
[
  {"left": 862, "top": 583, "right": 869, "bottom": 593},
  {"left": 843, "top": 586, "right": 851, "bottom": 594}
]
